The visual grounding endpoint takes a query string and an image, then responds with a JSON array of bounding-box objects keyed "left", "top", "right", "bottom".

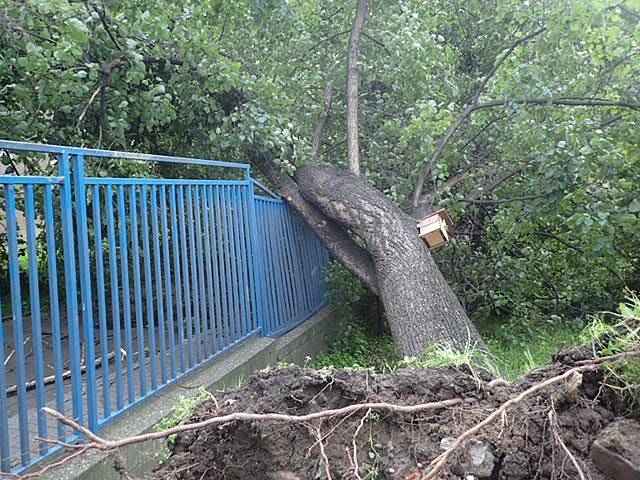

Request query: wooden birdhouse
[{"left": 417, "top": 209, "right": 453, "bottom": 249}]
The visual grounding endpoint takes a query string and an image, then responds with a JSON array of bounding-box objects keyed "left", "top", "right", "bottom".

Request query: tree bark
[
  {"left": 295, "top": 163, "right": 486, "bottom": 356},
  {"left": 251, "top": 152, "right": 379, "bottom": 294},
  {"left": 346, "top": 0, "right": 368, "bottom": 176}
]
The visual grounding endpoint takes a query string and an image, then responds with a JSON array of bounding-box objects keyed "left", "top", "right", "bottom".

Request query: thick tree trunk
[
  {"left": 251, "top": 152, "right": 379, "bottom": 293},
  {"left": 295, "top": 163, "right": 485, "bottom": 356}
]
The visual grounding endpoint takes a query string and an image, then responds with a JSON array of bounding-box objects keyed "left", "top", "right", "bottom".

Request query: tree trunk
[{"left": 295, "top": 163, "right": 485, "bottom": 356}]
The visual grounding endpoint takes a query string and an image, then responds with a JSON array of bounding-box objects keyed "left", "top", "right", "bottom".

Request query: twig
[
  {"left": 421, "top": 350, "right": 640, "bottom": 480},
  {"left": 311, "top": 425, "right": 332, "bottom": 480},
  {"left": 42, "top": 397, "right": 462, "bottom": 451},
  {"left": 548, "top": 408, "right": 586, "bottom": 480},
  {"left": 76, "top": 86, "right": 102, "bottom": 130},
  {"left": 352, "top": 409, "right": 370, "bottom": 480}
]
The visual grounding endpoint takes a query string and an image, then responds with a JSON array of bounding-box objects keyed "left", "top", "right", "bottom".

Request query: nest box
[{"left": 417, "top": 209, "right": 453, "bottom": 249}]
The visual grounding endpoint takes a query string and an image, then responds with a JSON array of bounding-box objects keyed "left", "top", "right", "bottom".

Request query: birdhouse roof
[{"left": 416, "top": 208, "right": 453, "bottom": 228}]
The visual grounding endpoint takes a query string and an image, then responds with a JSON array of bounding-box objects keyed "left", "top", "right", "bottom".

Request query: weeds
[{"left": 155, "top": 386, "right": 211, "bottom": 444}]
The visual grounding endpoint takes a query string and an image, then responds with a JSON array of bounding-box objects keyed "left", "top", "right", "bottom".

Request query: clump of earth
[{"left": 153, "top": 348, "right": 638, "bottom": 479}]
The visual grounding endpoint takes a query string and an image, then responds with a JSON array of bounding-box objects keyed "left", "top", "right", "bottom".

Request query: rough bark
[
  {"left": 295, "top": 163, "right": 485, "bottom": 356},
  {"left": 346, "top": 0, "right": 368, "bottom": 176},
  {"left": 251, "top": 152, "right": 379, "bottom": 294}
]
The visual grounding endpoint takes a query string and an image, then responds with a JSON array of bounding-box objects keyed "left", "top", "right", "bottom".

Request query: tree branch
[
  {"left": 463, "top": 193, "right": 544, "bottom": 205},
  {"left": 411, "top": 26, "right": 546, "bottom": 209},
  {"left": 251, "top": 152, "right": 379, "bottom": 294},
  {"left": 310, "top": 85, "right": 334, "bottom": 164},
  {"left": 411, "top": 96, "right": 640, "bottom": 209},
  {"left": 346, "top": 0, "right": 368, "bottom": 176}
]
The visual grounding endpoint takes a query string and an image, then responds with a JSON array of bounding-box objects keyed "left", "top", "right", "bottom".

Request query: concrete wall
[{"left": 37, "top": 306, "right": 341, "bottom": 480}]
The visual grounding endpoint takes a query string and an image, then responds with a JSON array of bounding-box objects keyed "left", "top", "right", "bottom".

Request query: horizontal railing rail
[{"left": 0, "top": 141, "right": 329, "bottom": 474}]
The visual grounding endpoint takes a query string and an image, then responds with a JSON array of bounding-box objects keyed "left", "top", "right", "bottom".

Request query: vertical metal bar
[
  {"left": 25, "top": 185, "right": 48, "bottom": 453},
  {"left": 277, "top": 204, "right": 295, "bottom": 326},
  {"left": 129, "top": 185, "right": 147, "bottom": 396},
  {"left": 252, "top": 202, "right": 274, "bottom": 335},
  {"left": 238, "top": 187, "right": 255, "bottom": 333},
  {"left": 292, "top": 211, "right": 313, "bottom": 313},
  {"left": 72, "top": 154, "right": 98, "bottom": 431},
  {"left": 169, "top": 186, "right": 185, "bottom": 373},
  {"left": 117, "top": 186, "right": 135, "bottom": 403},
  {"left": 261, "top": 203, "right": 277, "bottom": 333},
  {"left": 223, "top": 187, "right": 240, "bottom": 341},
  {"left": 229, "top": 187, "right": 247, "bottom": 337},
  {"left": 161, "top": 186, "right": 177, "bottom": 378},
  {"left": 185, "top": 186, "right": 202, "bottom": 362},
  {"left": 192, "top": 186, "right": 208, "bottom": 358},
  {"left": 201, "top": 186, "right": 216, "bottom": 354},
  {"left": 0, "top": 293, "right": 9, "bottom": 472},
  {"left": 59, "top": 152, "right": 84, "bottom": 427},
  {"left": 273, "top": 204, "right": 294, "bottom": 326},
  {"left": 263, "top": 205, "right": 282, "bottom": 334},
  {"left": 281, "top": 205, "right": 304, "bottom": 318},
  {"left": 140, "top": 185, "right": 158, "bottom": 390},
  {"left": 150, "top": 186, "right": 168, "bottom": 384},
  {"left": 207, "top": 186, "right": 224, "bottom": 353},
  {"left": 214, "top": 187, "right": 230, "bottom": 347},
  {"left": 91, "top": 185, "right": 111, "bottom": 420},
  {"left": 5, "top": 185, "right": 30, "bottom": 465},
  {"left": 44, "top": 185, "right": 65, "bottom": 439},
  {"left": 177, "top": 186, "right": 193, "bottom": 367},
  {"left": 245, "top": 183, "right": 264, "bottom": 334},
  {"left": 106, "top": 185, "right": 124, "bottom": 411}
]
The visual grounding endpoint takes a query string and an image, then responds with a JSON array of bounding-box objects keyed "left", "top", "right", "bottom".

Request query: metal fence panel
[{"left": 0, "top": 140, "right": 329, "bottom": 473}]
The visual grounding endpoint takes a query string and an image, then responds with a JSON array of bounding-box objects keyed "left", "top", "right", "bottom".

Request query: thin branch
[
  {"left": 346, "top": 0, "right": 369, "bottom": 176},
  {"left": 463, "top": 168, "right": 522, "bottom": 202},
  {"left": 44, "top": 398, "right": 461, "bottom": 451},
  {"left": 549, "top": 408, "right": 587, "bottom": 480},
  {"left": 362, "top": 31, "right": 391, "bottom": 56},
  {"left": 352, "top": 409, "right": 370, "bottom": 480},
  {"left": 421, "top": 350, "right": 640, "bottom": 480},
  {"left": 473, "top": 27, "right": 547, "bottom": 103},
  {"left": 411, "top": 26, "right": 546, "bottom": 208},
  {"left": 76, "top": 86, "right": 102, "bottom": 130},
  {"left": 411, "top": 96, "right": 640, "bottom": 208},
  {"left": 308, "top": 29, "right": 350, "bottom": 52},
  {"left": 463, "top": 194, "right": 544, "bottom": 205},
  {"left": 89, "top": 0, "right": 124, "bottom": 52},
  {"left": 310, "top": 85, "right": 334, "bottom": 164},
  {"left": 311, "top": 425, "right": 333, "bottom": 480}
]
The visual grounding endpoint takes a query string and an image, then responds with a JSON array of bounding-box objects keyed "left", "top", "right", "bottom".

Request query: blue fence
[{"left": 0, "top": 140, "right": 329, "bottom": 474}]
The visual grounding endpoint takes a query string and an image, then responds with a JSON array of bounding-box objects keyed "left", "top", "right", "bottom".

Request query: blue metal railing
[{"left": 0, "top": 140, "right": 329, "bottom": 474}]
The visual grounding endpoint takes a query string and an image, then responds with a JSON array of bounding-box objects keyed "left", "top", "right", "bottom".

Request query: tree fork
[
  {"left": 250, "top": 152, "right": 379, "bottom": 294},
  {"left": 295, "top": 163, "right": 486, "bottom": 356}
]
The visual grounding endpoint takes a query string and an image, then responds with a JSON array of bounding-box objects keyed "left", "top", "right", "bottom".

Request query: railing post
[
  {"left": 58, "top": 152, "right": 85, "bottom": 429},
  {"left": 246, "top": 168, "right": 266, "bottom": 335},
  {"left": 71, "top": 153, "right": 98, "bottom": 432}
]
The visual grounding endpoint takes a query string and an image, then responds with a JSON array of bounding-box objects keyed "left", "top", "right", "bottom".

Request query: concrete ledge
[{"left": 38, "top": 306, "right": 340, "bottom": 480}]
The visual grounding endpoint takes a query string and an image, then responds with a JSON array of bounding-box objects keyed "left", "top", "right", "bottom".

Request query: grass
[
  {"left": 310, "top": 316, "right": 584, "bottom": 380},
  {"left": 480, "top": 321, "right": 583, "bottom": 380}
]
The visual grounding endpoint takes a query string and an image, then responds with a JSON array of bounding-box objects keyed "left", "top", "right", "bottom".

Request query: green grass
[
  {"left": 311, "top": 316, "right": 584, "bottom": 380},
  {"left": 479, "top": 321, "right": 583, "bottom": 380}
]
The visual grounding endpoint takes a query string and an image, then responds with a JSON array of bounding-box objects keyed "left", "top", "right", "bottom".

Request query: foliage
[
  {"left": 154, "top": 386, "right": 211, "bottom": 444},
  {"left": 309, "top": 321, "right": 398, "bottom": 372},
  {"left": 582, "top": 292, "right": 640, "bottom": 407},
  {"left": 0, "top": 0, "right": 638, "bottom": 331}
]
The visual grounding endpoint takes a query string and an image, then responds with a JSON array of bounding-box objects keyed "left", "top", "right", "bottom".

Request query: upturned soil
[{"left": 153, "top": 347, "right": 635, "bottom": 480}]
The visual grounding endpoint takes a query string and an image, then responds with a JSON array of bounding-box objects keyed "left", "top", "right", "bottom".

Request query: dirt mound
[{"left": 153, "top": 358, "right": 630, "bottom": 480}]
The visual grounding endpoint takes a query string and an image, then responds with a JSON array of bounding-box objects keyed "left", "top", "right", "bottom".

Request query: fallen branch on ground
[{"left": 0, "top": 397, "right": 460, "bottom": 478}]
